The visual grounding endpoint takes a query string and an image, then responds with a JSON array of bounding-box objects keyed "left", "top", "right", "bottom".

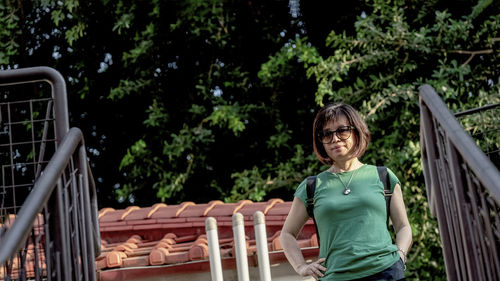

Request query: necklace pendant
[{"left": 343, "top": 188, "right": 351, "bottom": 195}]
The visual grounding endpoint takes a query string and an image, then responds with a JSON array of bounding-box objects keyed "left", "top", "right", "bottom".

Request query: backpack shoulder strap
[
  {"left": 305, "top": 176, "right": 317, "bottom": 218},
  {"left": 305, "top": 175, "right": 320, "bottom": 246},
  {"left": 377, "top": 166, "right": 392, "bottom": 227}
]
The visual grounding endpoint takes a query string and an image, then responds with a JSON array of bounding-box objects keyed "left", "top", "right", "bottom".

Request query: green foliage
[
  {"left": 65, "top": 22, "right": 86, "bottom": 46},
  {"left": 108, "top": 79, "right": 151, "bottom": 100},
  {"left": 266, "top": 123, "right": 292, "bottom": 150},
  {"left": 227, "top": 145, "right": 320, "bottom": 202},
  {"left": 0, "top": 1, "right": 20, "bottom": 64},
  {"left": 170, "top": 0, "right": 230, "bottom": 47},
  {"left": 104, "top": 0, "right": 315, "bottom": 206},
  {"left": 109, "top": 0, "right": 255, "bottom": 202},
  {"left": 206, "top": 103, "right": 258, "bottom": 135},
  {"left": 39, "top": 0, "right": 87, "bottom": 46},
  {"left": 119, "top": 124, "right": 215, "bottom": 202},
  {"left": 144, "top": 99, "right": 168, "bottom": 128},
  {"left": 470, "top": 0, "right": 494, "bottom": 19},
  {"left": 119, "top": 139, "right": 148, "bottom": 170},
  {"left": 112, "top": 1, "right": 135, "bottom": 34},
  {"left": 259, "top": 37, "right": 321, "bottom": 88},
  {"left": 122, "top": 23, "right": 155, "bottom": 66}
]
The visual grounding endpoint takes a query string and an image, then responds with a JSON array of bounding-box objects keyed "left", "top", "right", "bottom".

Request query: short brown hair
[{"left": 312, "top": 103, "right": 370, "bottom": 165}]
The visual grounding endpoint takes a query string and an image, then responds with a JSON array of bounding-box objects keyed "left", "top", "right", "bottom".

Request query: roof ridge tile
[
  {"left": 202, "top": 200, "right": 224, "bottom": 216},
  {"left": 232, "top": 200, "right": 253, "bottom": 214},
  {"left": 263, "top": 198, "right": 284, "bottom": 214},
  {"left": 175, "top": 201, "right": 195, "bottom": 217},
  {"left": 106, "top": 251, "right": 126, "bottom": 268},
  {"left": 188, "top": 244, "right": 209, "bottom": 261},
  {"left": 121, "top": 206, "right": 140, "bottom": 220},
  {"left": 149, "top": 248, "right": 169, "bottom": 266},
  {"left": 146, "top": 203, "right": 167, "bottom": 218},
  {"left": 98, "top": 208, "right": 115, "bottom": 219}
]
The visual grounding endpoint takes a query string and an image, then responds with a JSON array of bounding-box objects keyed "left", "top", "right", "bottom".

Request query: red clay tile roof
[
  {"left": 96, "top": 199, "right": 318, "bottom": 281},
  {"left": 0, "top": 214, "right": 46, "bottom": 280}
]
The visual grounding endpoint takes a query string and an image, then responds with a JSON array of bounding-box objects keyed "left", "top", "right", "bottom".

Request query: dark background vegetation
[{"left": 1, "top": 0, "right": 499, "bottom": 279}]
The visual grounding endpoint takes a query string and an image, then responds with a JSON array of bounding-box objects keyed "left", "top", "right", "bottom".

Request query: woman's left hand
[{"left": 296, "top": 257, "right": 326, "bottom": 280}]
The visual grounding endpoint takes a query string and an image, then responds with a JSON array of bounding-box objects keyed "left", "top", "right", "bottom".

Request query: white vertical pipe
[
  {"left": 206, "top": 217, "right": 224, "bottom": 281},
  {"left": 232, "top": 212, "right": 250, "bottom": 281},
  {"left": 253, "top": 211, "right": 272, "bottom": 281}
]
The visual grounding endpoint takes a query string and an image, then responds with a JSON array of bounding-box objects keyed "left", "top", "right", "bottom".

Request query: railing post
[
  {"left": 206, "top": 217, "right": 224, "bottom": 281},
  {"left": 79, "top": 144, "right": 98, "bottom": 281},
  {"left": 55, "top": 178, "right": 72, "bottom": 280},
  {"left": 232, "top": 212, "right": 249, "bottom": 281},
  {"left": 253, "top": 211, "right": 272, "bottom": 281}
]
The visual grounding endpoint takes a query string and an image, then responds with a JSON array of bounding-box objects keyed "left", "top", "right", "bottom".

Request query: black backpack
[{"left": 305, "top": 166, "right": 392, "bottom": 246}]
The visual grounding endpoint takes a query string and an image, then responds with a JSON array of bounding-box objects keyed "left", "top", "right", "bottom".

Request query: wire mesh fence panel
[
  {"left": 0, "top": 83, "right": 56, "bottom": 280},
  {"left": 0, "top": 67, "right": 98, "bottom": 281}
]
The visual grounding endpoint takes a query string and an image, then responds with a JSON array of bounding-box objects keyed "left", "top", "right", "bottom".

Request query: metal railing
[
  {"left": 0, "top": 67, "right": 100, "bottom": 280},
  {"left": 419, "top": 84, "right": 500, "bottom": 281}
]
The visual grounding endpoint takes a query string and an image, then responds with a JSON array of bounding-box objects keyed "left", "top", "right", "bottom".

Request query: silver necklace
[{"left": 338, "top": 168, "right": 359, "bottom": 195}]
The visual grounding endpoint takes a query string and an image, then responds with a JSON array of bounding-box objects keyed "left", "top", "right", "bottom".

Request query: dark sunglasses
[{"left": 318, "top": 125, "right": 355, "bottom": 143}]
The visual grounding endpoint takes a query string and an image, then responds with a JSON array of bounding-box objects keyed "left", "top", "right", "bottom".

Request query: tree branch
[
  {"left": 446, "top": 48, "right": 495, "bottom": 66},
  {"left": 448, "top": 49, "right": 493, "bottom": 55}
]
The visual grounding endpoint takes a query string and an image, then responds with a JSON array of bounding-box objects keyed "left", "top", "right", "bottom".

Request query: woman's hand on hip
[{"left": 296, "top": 257, "right": 326, "bottom": 280}]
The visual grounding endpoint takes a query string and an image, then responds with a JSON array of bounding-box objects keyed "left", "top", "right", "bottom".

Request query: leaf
[{"left": 51, "top": 9, "right": 65, "bottom": 27}]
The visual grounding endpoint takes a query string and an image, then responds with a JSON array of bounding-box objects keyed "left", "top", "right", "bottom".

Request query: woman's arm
[
  {"left": 280, "top": 197, "right": 326, "bottom": 280},
  {"left": 390, "top": 183, "right": 413, "bottom": 263}
]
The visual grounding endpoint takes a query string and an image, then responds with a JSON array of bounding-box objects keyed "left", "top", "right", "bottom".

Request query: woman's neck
[{"left": 329, "top": 158, "right": 362, "bottom": 173}]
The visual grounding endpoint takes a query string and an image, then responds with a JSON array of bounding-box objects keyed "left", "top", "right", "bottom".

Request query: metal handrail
[
  {"left": 455, "top": 103, "right": 500, "bottom": 118},
  {"left": 419, "top": 84, "right": 500, "bottom": 281},
  {"left": 420, "top": 84, "right": 500, "bottom": 203},
  {"left": 0, "top": 127, "right": 100, "bottom": 264}
]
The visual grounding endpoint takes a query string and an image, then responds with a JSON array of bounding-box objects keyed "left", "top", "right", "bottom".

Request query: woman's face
[{"left": 322, "top": 115, "right": 356, "bottom": 162}]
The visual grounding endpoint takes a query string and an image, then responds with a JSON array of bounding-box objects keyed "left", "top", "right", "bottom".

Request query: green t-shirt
[{"left": 294, "top": 164, "right": 400, "bottom": 280}]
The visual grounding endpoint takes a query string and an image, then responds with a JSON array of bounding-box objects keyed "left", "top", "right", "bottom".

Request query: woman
[{"left": 280, "top": 103, "right": 412, "bottom": 281}]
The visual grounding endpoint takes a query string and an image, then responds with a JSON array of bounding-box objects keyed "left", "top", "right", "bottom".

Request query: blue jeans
[
  {"left": 351, "top": 258, "right": 406, "bottom": 281},
  {"left": 319, "top": 259, "right": 406, "bottom": 281}
]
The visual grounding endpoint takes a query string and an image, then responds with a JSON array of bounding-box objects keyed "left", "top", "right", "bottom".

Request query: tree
[{"left": 107, "top": 0, "right": 317, "bottom": 204}]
